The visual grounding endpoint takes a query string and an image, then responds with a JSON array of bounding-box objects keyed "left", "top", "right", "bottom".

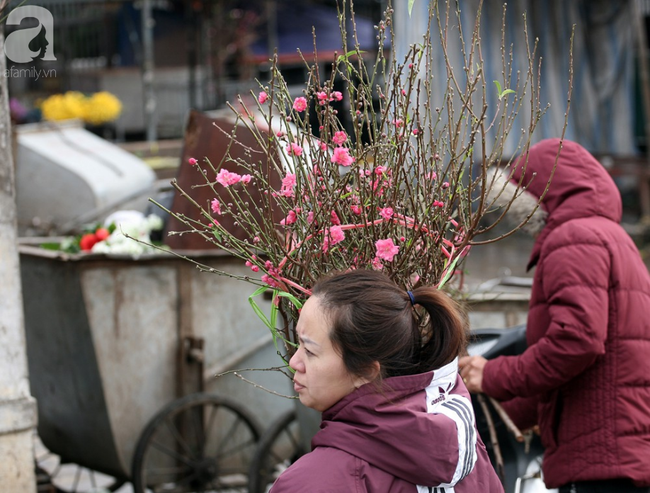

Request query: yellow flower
[
  {"left": 41, "top": 91, "right": 86, "bottom": 121},
  {"left": 40, "top": 91, "right": 122, "bottom": 125},
  {"left": 84, "top": 91, "right": 122, "bottom": 125}
]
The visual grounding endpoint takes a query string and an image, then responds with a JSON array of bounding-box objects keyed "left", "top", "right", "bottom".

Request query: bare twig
[{"left": 231, "top": 371, "right": 298, "bottom": 399}]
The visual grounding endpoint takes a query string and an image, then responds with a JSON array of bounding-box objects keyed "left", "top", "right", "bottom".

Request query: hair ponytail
[{"left": 409, "top": 287, "right": 467, "bottom": 372}]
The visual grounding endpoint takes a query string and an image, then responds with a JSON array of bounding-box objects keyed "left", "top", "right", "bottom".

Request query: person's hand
[{"left": 459, "top": 355, "right": 488, "bottom": 393}]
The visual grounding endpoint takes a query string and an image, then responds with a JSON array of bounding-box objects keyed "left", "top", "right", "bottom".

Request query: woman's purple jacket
[{"left": 271, "top": 358, "right": 504, "bottom": 492}]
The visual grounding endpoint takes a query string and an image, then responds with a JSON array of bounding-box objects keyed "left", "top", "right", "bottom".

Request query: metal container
[
  {"left": 19, "top": 244, "right": 293, "bottom": 479},
  {"left": 15, "top": 121, "right": 156, "bottom": 235}
]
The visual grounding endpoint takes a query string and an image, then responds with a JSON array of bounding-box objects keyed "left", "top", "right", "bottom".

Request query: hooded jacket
[
  {"left": 271, "top": 358, "right": 504, "bottom": 492},
  {"left": 482, "top": 139, "right": 650, "bottom": 488}
]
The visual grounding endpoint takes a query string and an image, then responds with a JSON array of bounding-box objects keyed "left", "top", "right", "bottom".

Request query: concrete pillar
[{"left": 0, "top": 27, "right": 38, "bottom": 493}]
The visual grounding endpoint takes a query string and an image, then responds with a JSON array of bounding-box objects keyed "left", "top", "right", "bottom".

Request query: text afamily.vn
[{"left": 3, "top": 67, "right": 56, "bottom": 80}]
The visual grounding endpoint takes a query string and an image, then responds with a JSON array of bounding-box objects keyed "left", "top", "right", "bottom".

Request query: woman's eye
[{"left": 304, "top": 347, "right": 314, "bottom": 357}]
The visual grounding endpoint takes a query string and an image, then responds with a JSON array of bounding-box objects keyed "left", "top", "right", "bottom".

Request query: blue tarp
[{"left": 251, "top": 3, "right": 387, "bottom": 60}]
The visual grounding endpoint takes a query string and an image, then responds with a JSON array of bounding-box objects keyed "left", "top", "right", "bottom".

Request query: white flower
[{"left": 88, "top": 210, "right": 164, "bottom": 256}]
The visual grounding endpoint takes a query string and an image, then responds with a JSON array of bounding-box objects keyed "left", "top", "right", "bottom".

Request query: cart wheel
[
  {"left": 132, "top": 392, "right": 261, "bottom": 493},
  {"left": 248, "top": 410, "right": 304, "bottom": 493},
  {"left": 34, "top": 435, "right": 125, "bottom": 492}
]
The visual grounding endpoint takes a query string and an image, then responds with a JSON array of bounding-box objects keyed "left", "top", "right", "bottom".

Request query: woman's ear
[{"left": 355, "top": 361, "right": 381, "bottom": 388}]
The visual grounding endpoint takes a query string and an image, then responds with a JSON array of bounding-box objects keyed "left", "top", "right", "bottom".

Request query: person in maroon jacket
[
  {"left": 271, "top": 269, "right": 504, "bottom": 493},
  {"left": 460, "top": 139, "right": 650, "bottom": 492}
]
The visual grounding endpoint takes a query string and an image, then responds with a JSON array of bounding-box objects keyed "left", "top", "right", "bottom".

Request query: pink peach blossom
[
  {"left": 286, "top": 142, "right": 303, "bottom": 157},
  {"left": 351, "top": 205, "right": 362, "bottom": 215},
  {"left": 211, "top": 198, "right": 221, "bottom": 214},
  {"left": 332, "top": 131, "right": 347, "bottom": 145},
  {"left": 330, "top": 91, "right": 343, "bottom": 102},
  {"left": 323, "top": 225, "right": 345, "bottom": 252},
  {"left": 216, "top": 169, "right": 242, "bottom": 186},
  {"left": 280, "top": 210, "right": 297, "bottom": 226},
  {"left": 241, "top": 174, "right": 252, "bottom": 184},
  {"left": 330, "top": 211, "right": 341, "bottom": 225},
  {"left": 261, "top": 274, "right": 280, "bottom": 288},
  {"left": 375, "top": 238, "right": 399, "bottom": 262},
  {"left": 279, "top": 173, "right": 296, "bottom": 198},
  {"left": 188, "top": 157, "right": 198, "bottom": 165},
  {"left": 293, "top": 97, "right": 308, "bottom": 112},
  {"left": 379, "top": 207, "right": 394, "bottom": 220},
  {"left": 258, "top": 91, "right": 268, "bottom": 104},
  {"left": 331, "top": 147, "right": 354, "bottom": 166}
]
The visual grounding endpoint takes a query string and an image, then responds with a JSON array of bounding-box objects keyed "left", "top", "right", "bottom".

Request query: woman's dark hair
[{"left": 311, "top": 269, "right": 468, "bottom": 382}]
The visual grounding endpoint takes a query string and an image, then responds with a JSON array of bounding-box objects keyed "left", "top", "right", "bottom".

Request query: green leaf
[
  {"left": 248, "top": 287, "right": 302, "bottom": 366},
  {"left": 438, "top": 254, "right": 463, "bottom": 289},
  {"left": 274, "top": 290, "right": 304, "bottom": 309},
  {"left": 39, "top": 242, "right": 62, "bottom": 251},
  {"left": 248, "top": 286, "right": 273, "bottom": 329},
  {"left": 408, "top": 0, "right": 416, "bottom": 17},
  {"left": 337, "top": 50, "right": 366, "bottom": 63},
  {"left": 493, "top": 80, "right": 515, "bottom": 100}
]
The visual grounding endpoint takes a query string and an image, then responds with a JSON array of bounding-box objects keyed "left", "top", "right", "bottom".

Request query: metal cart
[{"left": 19, "top": 244, "right": 294, "bottom": 492}]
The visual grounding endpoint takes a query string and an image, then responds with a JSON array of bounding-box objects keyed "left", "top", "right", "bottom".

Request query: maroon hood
[{"left": 511, "top": 138, "right": 622, "bottom": 269}]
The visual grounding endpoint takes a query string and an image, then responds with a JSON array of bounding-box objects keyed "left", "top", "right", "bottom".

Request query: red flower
[
  {"left": 80, "top": 233, "right": 98, "bottom": 251},
  {"left": 95, "top": 228, "right": 110, "bottom": 241}
]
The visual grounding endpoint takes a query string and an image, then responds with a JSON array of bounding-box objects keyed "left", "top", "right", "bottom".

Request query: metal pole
[
  {"left": 186, "top": 0, "right": 198, "bottom": 110},
  {"left": 142, "top": 0, "right": 157, "bottom": 142},
  {"left": 0, "top": 22, "right": 38, "bottom": 493},
  {"left": 634, "top": 0, "right": 650, "bottom": 218}
]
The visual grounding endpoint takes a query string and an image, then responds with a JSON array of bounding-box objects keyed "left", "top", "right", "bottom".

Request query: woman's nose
[{"left": 289, "top": 349, "right": 303, "bottom": 372}]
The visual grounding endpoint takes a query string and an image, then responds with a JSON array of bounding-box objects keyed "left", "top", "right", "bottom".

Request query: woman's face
[{"left": 289, "top": 296, "right": 368, "bottom": 412}]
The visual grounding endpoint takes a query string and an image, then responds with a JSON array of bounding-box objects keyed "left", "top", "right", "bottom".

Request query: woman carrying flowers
[{"left": 270, "top": 269, "right": 504, "bottom": 492}]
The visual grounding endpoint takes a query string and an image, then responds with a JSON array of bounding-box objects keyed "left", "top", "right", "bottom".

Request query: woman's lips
[{"left": 293, "top": 380, "right": 305, "bottom": 392}]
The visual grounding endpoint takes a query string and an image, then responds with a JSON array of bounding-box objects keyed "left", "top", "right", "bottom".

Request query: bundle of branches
[{"left": 158, "top": 0, "right": 571, "bottom": 358}]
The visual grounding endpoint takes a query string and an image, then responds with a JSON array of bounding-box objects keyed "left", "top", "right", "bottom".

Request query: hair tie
[{"left": 407, "top": 290, "right": 416, "bottom": 306}]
